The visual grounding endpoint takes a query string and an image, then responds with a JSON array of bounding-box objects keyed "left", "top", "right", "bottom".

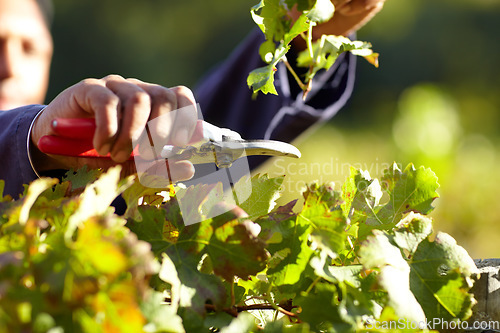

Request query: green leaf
[
  {"left": 62, "top": 165, "right": 102, "bottom": 193},
  {"left": 247, "top": 63, "right": 279, "bottom": 95},
  {"left": 65, "top": 166, "right": 133, "bottom": 241},
  {"left": 141, "top": 292, "right": 185, "bottom": 333},
  {"left": 0, "top": 180, "right": 13, "bottom": 202},
  {"left": 375, "top": 163, "right": 439, "bottom": 226},
  {"left": 296, "top": 283, "right": 356, "bottom": 332},
  {"left": 409, "top": 232, "right": 478, "bottom": 321},
  {"left": 266, "top": 211, "right": 313, "bottom": 287},
  {"left": 220, "top": 312, "right": 258, "bottom": 333},
  {"left": 265, "top": 182, "right": 347, "bottom": 289},
  {"left": 297, "top": 35, "right": 378, "bottom": 81},
  {"left": 164, "top": 246, "right": 226, "bottom": 314},
  {"left": 250, "top": 0, "right": 289, "bottom": 44},
  {"left": 19, "top": 178, "right": 58, "bottom": 225},
  {"left": 359, "top": 230, "right": 426, "bottom": 323},
  {"left": 392, "top": 212, "right": 434, "bottom": 254},
  {"left": 310, "top": 255, "right": 363, "bottom": 287},
  {"left": 285, "top": 0, "right": 315, "bottom": 12},
  {"left": 283, "top": 13, "right": 310, "bottom": 46},
  {"left": 249, "top": 0, "right": 312, "bottom": 95},
  {"left": 305, "top": 0, "right": 334, "bottom": 23},
  {"left": 121, "top": 174, "right": 170, "bottom": 221},
  {"left": 301, "top": 183, "right": 347, "bottom": 258},
  {"left": 203, "top": 217, "right": 269, "bottom": 280},
  {"left": 342, "top": 167, "right": 382, "bottom": 221},
  {"left": 238, "top": 174, "right": 284, "bottom": 220},
  {"left": 358, "top": 163, "right": 440, "bottom": 239}
]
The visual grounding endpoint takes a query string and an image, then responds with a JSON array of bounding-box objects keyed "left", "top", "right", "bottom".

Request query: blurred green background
[{"left": 47, "top": 0, "right": 500, "bottom": 259}]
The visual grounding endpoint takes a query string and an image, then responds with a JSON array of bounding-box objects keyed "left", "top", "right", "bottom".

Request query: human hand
[
  {"left": 30, "top": 75, "right": 197, "bottom": 181},
  {"left": 289, "top": 0, "right": 385, "bottom": 39},
  {"left": 317, "top": 0, "right": 386, "bottom": 37}
]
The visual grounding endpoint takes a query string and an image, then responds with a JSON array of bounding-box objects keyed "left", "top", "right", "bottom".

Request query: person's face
[{"left": 0, "top": 0, "right": 53, "bottom": 110}]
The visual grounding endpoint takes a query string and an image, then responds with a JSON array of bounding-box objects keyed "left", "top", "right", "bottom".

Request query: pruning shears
[{"left": 37, "top": 118, "right": 301, "bottom": 168}]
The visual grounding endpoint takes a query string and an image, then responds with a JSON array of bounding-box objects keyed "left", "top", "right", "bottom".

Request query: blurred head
[{"left": 0, "top": 0, "right": 53, "bottom": 110}]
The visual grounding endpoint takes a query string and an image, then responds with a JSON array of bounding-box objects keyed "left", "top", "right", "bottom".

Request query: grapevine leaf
[
  {"left": 310, "top": 255, "right": 363, "bottom": 287},
  {"left": 296, "top": 283, "right": 356, "bottom": 332},
  {"left": 283, "top": 13, "right": 310, "bottom": 46},
  {"left": 237, "top": 174, "right": 284, "bottom": 220},
  {"left": 341, "top": 167, "right": 382, "bottom": 221},
  {"left": 250, "top": 0, "right": 289, "bottom": 44},
  {"left": 128, "top": 203, "right": 227, "bottom": 314},
  {"left": 301, "top": 183, "right": 347, "bottom": 258},
  {"left": 358, "top": 163, "right": 440, "bottom": 239},
  {"left": 164, "top": 246, "right": 226, "bottom": 314},
  {"left": 381, "top": 163, "right": 439, "bottom": 219},
  {"left": 247, "top": 62, "right": 280, "bottom": 95},
  {"left": 285, "top": 0, "right": 315, "bottom": 12},
  {"left": 126, "top": 206, "right": 173, "bottom": 255},
  {"left": 65, "top": 166, "right": 133, "bottom": 241},
  {"left": 392, "top": 212, "right": 433, "bottom": 254},
  {"left": 220, "top": 312, "right": 258, "bottom": 333},
  {"left": 359, "top": 230, "right": 427, "bottom": 323},
  {"left": 265, "top": 211, "right": 313, "bottom": 287},
  {"left": 0, "top": 180, "right": 13, "bottom": 202},
  {"left": 62, "top": 165, "right": 102, "bottom": 193},
  {"left": 19, "top": 177, "right": 58, "bottom": 225},
  {"left": 384, "top": 165, "right": 436, "bottom": 227},
  {"left": 75, "top": 218, "right": 129, "bottom": 276},
  {"left": 174, "top": 182, "right": 222, "bottom": 225},
  {"left": 297, "top": 35, "right": 378, "bottom": 81},
  {"left": 249, "top": 1, "right": 311, "bottom": 95},
  {"left": 409, "top": 232, "right": 478, "bottom": 321},
  {"left": 266, "top": 183, "right": 347, "bottom": 289},
  {"left": 302, "top": 182, "right": 342, "bottom": 209},
  {"left": 121, "top": 174, "right": 170, "bottom": 221},
  {"left": 203, "top": 215, "right": 269, "bottom": 280},
  {"left": 305, "top": 0, "right": 334, "bottom": 23},
  {"left": 141, "top": 291, "right": 185, "bottom": 333}
]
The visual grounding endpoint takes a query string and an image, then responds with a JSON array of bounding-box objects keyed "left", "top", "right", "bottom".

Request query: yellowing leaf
[{"left": 77, "top": 219, "right": 128, "bottom": 276}]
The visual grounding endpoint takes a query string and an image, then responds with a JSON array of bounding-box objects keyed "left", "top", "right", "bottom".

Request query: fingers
[
  {"left": 127, "top": 80, "right": 198, "bottom": 147},
  {"left": 72, "top": 75, "right": 197, "bottom": 163},
  {"left": 132, "top": 158, "right": 195, "bottom": 184},
  {"left": 32, "top": 75, "right": 200, "bottom": 181},
  {"left": 103, "top": 76, "right": 152, "bottom": 162},
  {"left": 335, "top": 0, "right": 385, "bottom": 16},
  {"left": 169, "top": 86, "right": 198, "bottom": 147}
]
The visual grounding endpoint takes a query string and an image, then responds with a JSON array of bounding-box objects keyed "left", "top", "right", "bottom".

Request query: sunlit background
[{"left": 48, "top": 0, "right": 500, "bottom": 259}]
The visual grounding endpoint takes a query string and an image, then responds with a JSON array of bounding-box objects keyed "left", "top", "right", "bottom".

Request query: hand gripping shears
[{"left": 37, "top": 118, "right": 301, "bottom": 168}]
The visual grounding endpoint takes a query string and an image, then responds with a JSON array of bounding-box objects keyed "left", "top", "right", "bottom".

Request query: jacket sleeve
[
  {"left": 0, "top": 105, "right": 45, "bottom": 198},
  {"left": 195, "top": 29, "right": 356, "bottom": 145}
]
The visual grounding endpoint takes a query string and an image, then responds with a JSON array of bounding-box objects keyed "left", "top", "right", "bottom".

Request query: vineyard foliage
[
  {"left": 0, "top": 1, "right": 479, "bottom": 332},
  {"left": 247, "top": 0, "right": 378, "bottom": 96},
  {"left": 0, "top": 163, "right": 478, "bottom": 332}
]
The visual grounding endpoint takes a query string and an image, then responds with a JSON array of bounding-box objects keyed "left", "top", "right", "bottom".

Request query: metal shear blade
[{"left": 161, "top": 139, "right": 301, "bottom": 168}]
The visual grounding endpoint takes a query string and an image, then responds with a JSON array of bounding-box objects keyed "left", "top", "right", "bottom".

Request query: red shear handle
[
  {"left": 37, "top": 118, "right": 205, "bottom": 159},
  {"left": 51, "top": 118, "right": 96, "bottom": 140},
  {"left": 38, "top": 135, "right": 103, "bottom": 157}
]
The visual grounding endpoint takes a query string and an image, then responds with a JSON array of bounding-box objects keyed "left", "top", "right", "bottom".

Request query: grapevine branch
[{"left": 164, "top": 297, "right": 299, "bottom": 319}]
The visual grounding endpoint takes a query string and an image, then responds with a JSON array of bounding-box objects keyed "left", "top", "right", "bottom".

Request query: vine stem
[
  {"left": 230, "top": 277, "right": 236, "bottom": 307},
  {"left": 305, "top": 276, "right": 322, "bottom": 295},
  {"left": 302, "top": 22, "right": 317, "bottom": 100},
  {"left": 283, "top": 59, "right": 307, "bottom": 92},
  {"left": 163, "top": 298, "right": 299, "bottom": 319}
]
